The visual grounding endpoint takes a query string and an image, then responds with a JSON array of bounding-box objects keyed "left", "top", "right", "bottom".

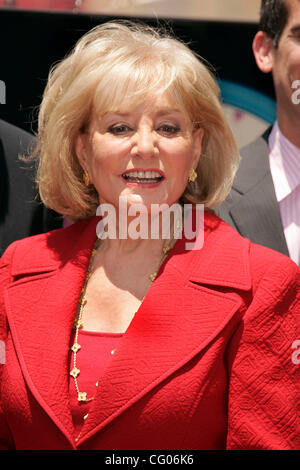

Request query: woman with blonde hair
[{"left": 0, "top": 20, "right": 299, "bottom": 450}]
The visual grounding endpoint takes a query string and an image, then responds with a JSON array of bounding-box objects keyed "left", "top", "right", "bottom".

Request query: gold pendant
[
  {"left": 78, "top": 392, "right": 87, "bottom": 402},
  {"left": 70, "top": 367, "right": 80, "bottom": 378},
  {"left": 71, "top": 343, "right": 81, "bottom": 353}
]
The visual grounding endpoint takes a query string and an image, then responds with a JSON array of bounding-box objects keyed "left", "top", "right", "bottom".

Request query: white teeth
[{"left": 123, "top": 170, "right": 162, "bottom": 179}]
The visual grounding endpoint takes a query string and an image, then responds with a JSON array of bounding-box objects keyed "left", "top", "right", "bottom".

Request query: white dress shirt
[{"left": 269, "top": 121, "right": 300, "bottom": 266}]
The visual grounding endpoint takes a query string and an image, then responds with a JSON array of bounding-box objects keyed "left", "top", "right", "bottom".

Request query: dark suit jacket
[
  {"left": 0, "top": 119, "right": 62, "bottom": 256},
  {"left": 215, "top": 128, "right": 290, "bottom": 257},
  {"left": 0, "top": 212, "right": 299, "bottom": 450}
]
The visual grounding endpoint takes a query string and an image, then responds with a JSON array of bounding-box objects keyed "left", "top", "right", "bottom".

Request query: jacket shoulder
[
  {"left": 217, "top": 211, "right": 298, "bottom": 277},
  {"left": 239, "top": 128, "right": 271, "bottom": 160},
  {"left": 249, "top": 240, "right": 299, "bottom": 272},
  {"left": 0, "top": 219, "right": 91, "bottom": 340},
  {"left": 0, "top": 119, "right": 36, "bottom": 155},
  {"left": 0, "top": 218, "right": 93, "bottom": 273},
  {"left": 248, "top": 241, "right": 300, "bottom": 298},
  {"left": 208, "top": 213, "right": 299, "bottom": 290},
  {"left": 217, "top": 129, "right": 272, "bottom": 206}
]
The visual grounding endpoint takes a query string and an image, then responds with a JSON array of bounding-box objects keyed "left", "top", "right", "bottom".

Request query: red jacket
[{"left": 0, "top": 212, "right": 299, "bottom": 450}]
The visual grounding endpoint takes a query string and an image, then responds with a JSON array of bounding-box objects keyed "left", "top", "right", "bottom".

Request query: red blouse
[{"left": 69, "top": 329, "right": 123, "bottom": 438}]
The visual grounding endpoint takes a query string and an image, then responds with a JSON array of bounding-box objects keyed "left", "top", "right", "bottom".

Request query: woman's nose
[{"left": 131, "top": 128, "right": 158, "bottom": 159}]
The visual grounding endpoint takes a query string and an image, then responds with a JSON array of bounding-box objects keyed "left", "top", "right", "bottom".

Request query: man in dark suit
[
  {"left": 216, "top": 0, "right": 300, "bottom": 265},
  {"left": 0, "top": 119, "right": 62, "bottom": 256}
]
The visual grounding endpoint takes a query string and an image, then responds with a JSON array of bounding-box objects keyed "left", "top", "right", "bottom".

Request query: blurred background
[
  {"left": 0, "top": 0, "right": 262, "bottom": 21},
  {"left": 0, "top": 0, "right": 275, "bottom": 148}
]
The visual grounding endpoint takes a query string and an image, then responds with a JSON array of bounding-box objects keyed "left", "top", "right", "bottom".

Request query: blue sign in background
[{"left": 219, "top": 80, "right": 276, "bottom": 125}]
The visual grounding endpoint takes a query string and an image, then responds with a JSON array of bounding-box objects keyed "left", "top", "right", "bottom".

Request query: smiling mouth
[{"left": 122, "top": 170, "right": 164, "bottom": 184}]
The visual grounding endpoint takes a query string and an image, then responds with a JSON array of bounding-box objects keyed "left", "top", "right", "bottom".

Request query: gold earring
[
  {"left": 83, "top": 170, "right": 90, "bottom": 186},
  {"left": 188, "top": 168, "right": 197, "bottom": 183}
]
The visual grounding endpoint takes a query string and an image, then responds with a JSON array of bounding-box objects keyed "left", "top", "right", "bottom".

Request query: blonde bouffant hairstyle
[{"left": 33, "top": 20, "right": 240, "bottom": 221}]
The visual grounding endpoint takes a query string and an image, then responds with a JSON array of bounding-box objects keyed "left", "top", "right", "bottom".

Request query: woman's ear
[{"left": 252, "top": 31, "right": 274, "bottom": 74}]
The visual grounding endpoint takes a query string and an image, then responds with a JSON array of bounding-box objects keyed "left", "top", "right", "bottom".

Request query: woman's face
[{"left": 76, "top": 93, "right": 203, "bottom": 212}]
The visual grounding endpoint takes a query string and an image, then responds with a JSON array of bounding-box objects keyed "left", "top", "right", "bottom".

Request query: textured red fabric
[
  {"left": 0, "top": 211, "right": 299, "bottom": 450},
  {"left": 68, "top": 330, "right": 123, "bottom": 439}
]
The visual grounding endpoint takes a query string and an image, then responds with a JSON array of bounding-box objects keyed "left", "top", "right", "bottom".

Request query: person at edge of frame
[
  {"left": 216, "top": 0, "right": 300, "bottom": 267},
  {"left": 0, "top": 118, "right": 62, "bottom": 256}
]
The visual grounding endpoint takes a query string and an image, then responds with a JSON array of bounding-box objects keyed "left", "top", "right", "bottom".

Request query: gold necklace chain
[{"left": 70, "top": 235, "right": 177, "bottom": 404}]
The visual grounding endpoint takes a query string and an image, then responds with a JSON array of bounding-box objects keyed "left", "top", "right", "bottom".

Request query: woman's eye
[
  {"left": 108, "top": 125, "right": 132, "bottom": 135},
  {"left": 158, "top": 124, "right": 180, "bottom": 135}
]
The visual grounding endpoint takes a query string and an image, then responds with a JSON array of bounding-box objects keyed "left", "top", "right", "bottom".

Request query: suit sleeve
[
  {"left": 0, "top": 242, "right": 17, "bottom": 449},
  {"left": 226, "top": 255, "right": 300, "bottom": 450}
]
